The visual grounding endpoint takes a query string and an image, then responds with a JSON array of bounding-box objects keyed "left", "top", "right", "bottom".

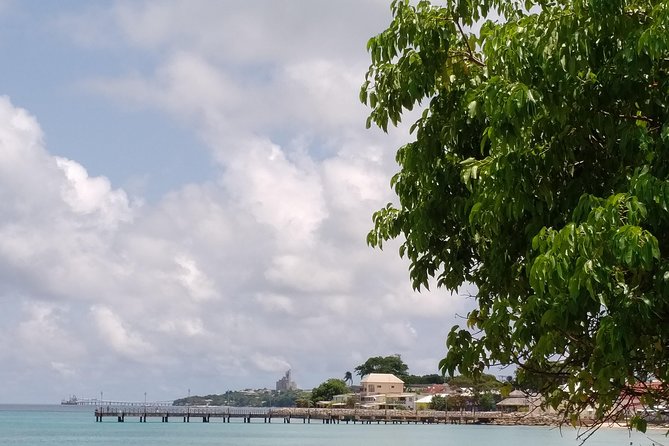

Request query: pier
[
  {"left": 94, "top": 405, "right": 505, "bottom": 425},
  {"left": 69, "top": 399, "right": 172, "bottom": 407}
]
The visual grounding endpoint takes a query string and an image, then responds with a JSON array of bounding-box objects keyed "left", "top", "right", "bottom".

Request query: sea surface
[{"left": 0, "top": 405, "right": 665, "bottom": 446}]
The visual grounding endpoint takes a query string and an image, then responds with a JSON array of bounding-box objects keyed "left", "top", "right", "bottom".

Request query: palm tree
[{"left": 344, "top": 371, "right": 353, "bottom": 387}]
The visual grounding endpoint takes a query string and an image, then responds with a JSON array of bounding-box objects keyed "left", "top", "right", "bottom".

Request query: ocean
[{"left": 0, "top": 405, "right": 664, "bottom": 445}]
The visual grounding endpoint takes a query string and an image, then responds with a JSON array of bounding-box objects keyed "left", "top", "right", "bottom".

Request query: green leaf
[{"left": 362, "top": 0, "right": 669, "bottom": 431}]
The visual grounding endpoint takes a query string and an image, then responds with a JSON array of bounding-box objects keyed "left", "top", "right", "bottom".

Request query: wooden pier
[
  {"left": 94, "top": 405, "right": 504, "bottom": 425},
  {"left": 76, "top": 400, "right": 172, "bottom": 407},
  {"left": 95, "top": 406, "right": 271, "bottom": 423}
]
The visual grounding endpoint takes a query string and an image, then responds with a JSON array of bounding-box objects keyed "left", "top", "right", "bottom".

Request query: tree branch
[
  {"left": 598, "top": 109, "right": 657, "bottom": 126},
  {"left": 454, "top": 19, "right": 485, "bottom": 67}
]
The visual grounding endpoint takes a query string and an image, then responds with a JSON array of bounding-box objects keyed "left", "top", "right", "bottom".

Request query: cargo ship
[{"left": 61, "top": 395, "right": 79, "bottom": 405}]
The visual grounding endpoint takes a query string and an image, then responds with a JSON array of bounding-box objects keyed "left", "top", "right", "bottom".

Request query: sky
[{"left": 0, "top": 0, "right": 477, "bottom": 404}]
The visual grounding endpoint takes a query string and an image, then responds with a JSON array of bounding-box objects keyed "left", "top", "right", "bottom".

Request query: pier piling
[{"left": 94, "top": 406, "right": 503, "bottom": 426}]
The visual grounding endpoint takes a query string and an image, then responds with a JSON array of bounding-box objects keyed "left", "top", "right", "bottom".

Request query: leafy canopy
[
  {"left": 311, "top": 379, "right": 349, "bottom": 403},
  {"left": 363, "top": 0, "right": 669, "bottom": 432},
  {"left": 402, "top": 373, "right": 446, "bottom": 385},
  {"left": 354, "top": 355, "right": 410, "bottom": 377}
]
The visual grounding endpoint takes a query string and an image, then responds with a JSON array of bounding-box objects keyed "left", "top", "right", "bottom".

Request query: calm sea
[{"left": 0, "top": 405, "right": 664, "bottom": 446}]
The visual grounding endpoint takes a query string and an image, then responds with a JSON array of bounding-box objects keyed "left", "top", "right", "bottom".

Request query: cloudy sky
[{"left": 0, "top": 0, "right": 473, "bottom": 404}]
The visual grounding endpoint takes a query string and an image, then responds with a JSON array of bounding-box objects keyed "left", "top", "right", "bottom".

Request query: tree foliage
[
  {"left": 430, "top": 395, "right": 448, "bottom": 411},
  {"left": 476, "top": 392, "right": 498, "bottom": 411},
  {"left": 448, "top": 373, "right": 503, "bottom": 392},
  {"left": 430, "top": 394, "right": 469, "bottom": 411},
  {"left": 354, "top": 355, "right": 410, "bottom": 377},
  {"left": 311, "top": 379, "right": 349, "bottom": 403},
  {"left": 430, "top": 391, "right": 499, "bottom": 411},
  {"left": 363, "top": 0, "right": 669, "bottom": 432},
  {"left": 403, "top": 373, "right": 446, "bottom": 385},
  {"left": 344, "top": 371, "right": 353, "bottom": 386},
  {"left": 173, "top": 389, "right": 306, "bottom": 408}
]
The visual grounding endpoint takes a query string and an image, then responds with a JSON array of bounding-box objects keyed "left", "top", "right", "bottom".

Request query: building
[
  {"left": 275, "top": 370, "right": 297, "bottom": 391},
  {"left": 415, "top": 393, "right": 450, "bottom": 411},
  {"left": 331, "top": 393, "right": 357, "bottom": 407},
  {"left": 359, "top": 373, "right": 415, "bottom": 410},
  {"left": 360, "top": 373, "right": 404, "bottom": 395},
  {"left": 496, "top": 390, "right": 542, "bottom": 413}
]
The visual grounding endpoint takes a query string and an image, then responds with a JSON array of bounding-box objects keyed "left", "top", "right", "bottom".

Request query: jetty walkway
[
  {"left": 94, "top": 405, "right": 505, "bottom": 424},
  {"left": 74, "top": 399, "right": 172, "bottom": 407}
]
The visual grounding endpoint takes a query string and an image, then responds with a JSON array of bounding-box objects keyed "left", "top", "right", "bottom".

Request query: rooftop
[{"left": 360, "top": 373, "right": 404, "bottom": 384}]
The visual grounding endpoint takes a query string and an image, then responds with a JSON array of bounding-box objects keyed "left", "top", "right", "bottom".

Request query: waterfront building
[
  {"left": 496, "top": 390, "right": 542, "bottom": 413},
  {"left": 359, "top": 373, "right": 416, "bottom": 410},
  {"left": 330, "top": 393, "right": 357, "bottom": 407},
  {"left": 360, "top": 373, "right": 405, "bottom": 395},
  {"left": 415, "top": 393, "right": 450, "bottom": 411},
  {"left": 275, "top": 370, "right": 297, "bottom": 391}
]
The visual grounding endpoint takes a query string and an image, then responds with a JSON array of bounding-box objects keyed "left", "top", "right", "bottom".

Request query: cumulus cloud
[
  {"left": 174, "top": 254, "right": 216, "bottom": 302},
  {"left": 91, "top": 305, "right": 154, "bottom": 360},
  {"left": 16, "top": 302, "right": 86, "bottom": 365},
  {"left": 50, "top": 361, "right": 76, "bottom": 378},
  {"left": 106, "top": 0, "right": 392, "bottom": 64},
  {"left": 250, "top": 354, "right": 291, "bottom": 374},
  {"left": 56, "top": 157, "right": 133, "bottom": 229},
  {"left": 0, "top": 1, "right": 472, "bottom": 403},
  {"left": 265, "top": 254, "right": 352, "bottom": 293},
  {"left": 221, "top": 138, "right": 327, "bottom": 246},
  {"left": 253, "top": 293, "right": 296, "bottom": 315}
]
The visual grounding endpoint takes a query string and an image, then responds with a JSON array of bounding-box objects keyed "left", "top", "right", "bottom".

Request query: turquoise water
[{"left": 0, "top": 405, "right": 664, "bottom": 445}]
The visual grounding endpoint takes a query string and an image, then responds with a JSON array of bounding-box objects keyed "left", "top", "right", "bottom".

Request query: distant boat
[{"left": 61, "top": 395, "right": 79, "bottom": 405}]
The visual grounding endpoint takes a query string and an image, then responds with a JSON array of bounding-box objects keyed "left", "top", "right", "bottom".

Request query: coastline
[{"left": 268, "top": 407, "right": 669, "bottom": 431}]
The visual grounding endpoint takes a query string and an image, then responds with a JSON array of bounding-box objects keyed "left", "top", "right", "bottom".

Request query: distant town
[
  {"left": 168, "top": 355, "right": 668, "bottom": 425},
  {"left": 169, "top": 355, "right": 514, "bottom": 412},
  {"left": 172, "top": 368, "right": 511, "bottom": 412},
  {"left": 67, "top": 355, "right": 667, "bottom": 425}
]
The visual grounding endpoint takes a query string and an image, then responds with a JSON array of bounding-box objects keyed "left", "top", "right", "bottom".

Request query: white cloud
[
  {"left": 91, "top": 305, "right": 154, "bottom": 360},
  {"left": 106, "top": 0, "right": 392, "bottom": 64},
  {"left": 221, "top": 138, "right": 327, "bottom": 246},
  {"left": 50, "top": 361, "right": 76, "bottom": 377},
  {"left": 174, "top": 254, "right": 216, "bottom": 301},
  {"left": 254, "top": 293, "right": 296, "bottom": 315},
  {"left": 56, "top": 157, "right": 133, "bottom": 229},
  {"left": 265, "top": 254, "right": 352, "bottom": 293},
  {"left": 0, "top": 2, "right": 476, "bottom": 403},
  {"left": 16, "top": 302, "right": 85, "bottom": 363},
  {"left": 250, "top": 353, "right": 291, "bottom": 374},
  {"left": 381, "top": 321, "right": 419, "bottom": 349},
  {"left": 157, "top": 317, "right": 206, "bottom": 337}
]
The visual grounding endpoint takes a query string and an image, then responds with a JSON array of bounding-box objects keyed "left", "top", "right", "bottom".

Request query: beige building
[
  {"left": 361, "top": 392, "right": 417, "bottom": 410},
  {"left": 360, "top": 373, "right": 405, "bottom": 395}
]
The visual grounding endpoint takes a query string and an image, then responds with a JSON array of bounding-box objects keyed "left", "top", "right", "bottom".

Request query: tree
[
  {"left": 354, "top": 355, "right": 409, "bottom": 377},
  {"left": 403, "top": 373, "right": 446, "bottom": 385},
  {"left": 295, "top": 398, "right": 312, "bottom": 408},
  {"left": 344, "top": 371, "right": 353, "bottom": 386},
  {"left": 430, "top": 395, "right": 448, "bottom": 411},
  {"left": 445, "top": 395, "right": 468, "bottom": 411},
  {"left": 311, "top": 379, "right": 348, "bottom": 404},
  {"left": 362, "top": 0, "right": 669, "bottom": 434},
  {"left": 448, "top": 373, "right": 503, "bottom": 392},
  {"left": 475, "top": 392, "right": 498, "bottom": 412}
]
